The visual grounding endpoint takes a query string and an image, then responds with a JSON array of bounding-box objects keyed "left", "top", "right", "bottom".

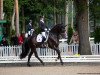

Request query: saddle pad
[{"left": 36, "top": 34, "right": 42, "bottom": 42}]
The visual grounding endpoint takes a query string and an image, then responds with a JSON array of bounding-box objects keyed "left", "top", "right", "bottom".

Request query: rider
[
  {"left": 39, "top": 16, "right": 48, "bottom": 43},
  {"left": 27, "top": 20, "right": 34, "bottom": 37}
]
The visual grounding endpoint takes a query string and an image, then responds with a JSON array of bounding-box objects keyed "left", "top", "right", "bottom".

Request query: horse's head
[{"left": 50, "top": 23, "right": 66, "bottom": 38}]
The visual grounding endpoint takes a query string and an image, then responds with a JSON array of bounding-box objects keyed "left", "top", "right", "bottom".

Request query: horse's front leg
[
  {"left": 54, "top": 47, "right": 63, "bottom": 65},
  {"left": 27, "top": 50, "right": 33, "bottom": 67}
]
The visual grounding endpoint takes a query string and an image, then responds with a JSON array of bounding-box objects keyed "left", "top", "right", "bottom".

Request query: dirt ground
[{"left": 0, "top": 63, "right": 100, "bottom": 75}]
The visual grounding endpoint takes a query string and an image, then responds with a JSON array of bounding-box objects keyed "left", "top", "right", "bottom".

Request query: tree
[
  {"left": 4, "top": 0, "right": 14, "bottom": 20},
  {"left": 67, "top": 25, "right": 73, "bottom": 44},
  {"left": 0, "top": 0, "right": 3, "bottom": 20},
  {"left": 89, "top": 0, "right": 100, "bottom": 37},
  {"left": 15, "top": 0, "right": 19, "bottom": 35},
  {"left": 89, "top": 0, "right": 100, "bottom": 29},
  {"left": 18, "top": 0, "right": 66, "bottom": 30},
  {"left": 74, "top": 0, "right": 91, "bottom": 55},
  {"left": 11, "top": 4, "right": 15, "bottom": 31}
]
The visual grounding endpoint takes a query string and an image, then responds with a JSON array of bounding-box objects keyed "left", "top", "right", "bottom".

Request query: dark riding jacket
[
  {"left": 39, "top": 21, "right": 48, "bottom": 32},
  {"left": 27, "top": 23, "right": 33, "bottom": 32}
]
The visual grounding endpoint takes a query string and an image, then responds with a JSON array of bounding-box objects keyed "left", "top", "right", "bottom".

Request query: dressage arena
[
  {"left": 0, "top": 63, "right": 100, "bottom": 75},
  {"left": 0, "top": 43, "right": 100, "bottom": 75}
]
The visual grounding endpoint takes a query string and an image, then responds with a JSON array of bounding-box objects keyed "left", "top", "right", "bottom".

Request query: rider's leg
[
  {"left": 28, "top": 31, "right": 31, "bottom": 37},
  {"left": 41, "top": 32, "right": 46, "bottom": 42},
  {"left": 30, "top": 29, "right": 34, "bottom": 36},
  {"left": 41, "top": 32, "right": 46, "bottom": 47}
]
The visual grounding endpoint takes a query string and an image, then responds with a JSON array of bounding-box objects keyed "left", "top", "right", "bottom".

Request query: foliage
[
  {"left": 67, "top": 25, "right": 73, "bottom": 44},
  {"left": 11, "top": 29, "right": 16, "bottom": 36},
  {"left": 74, "top": 0, "right": 88, "bottom": 13},
  {"left": 4, "top": 0, "right": 14, "bottom": 20},
  {"left": 3, "top": 0, "right": 67, "bottom": 38},
  {"left": 19, "top": 0, "right": 65, "bottom": 22},
  {"left": 94, "top": 27, "right": 100, "bottom": 43},
  {"left": 19, "top": 0, "right": 66, "bottom": 32},
  {"left": 89, "top": 0, "right": 100, "bottom": 26}
]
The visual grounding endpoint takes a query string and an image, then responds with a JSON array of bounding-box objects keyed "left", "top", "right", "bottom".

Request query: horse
[{"left": 20, "top": 23, "right": 66, "bottom": 66}]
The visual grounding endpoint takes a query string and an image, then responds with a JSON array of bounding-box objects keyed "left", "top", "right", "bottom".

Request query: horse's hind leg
[
  {"left": 34, "top": 50, "right": 44, "bottom": 65},
  {"left": 27, "top": 50, "right": 33, "bottom": 67},
  {"left": 54, "top": 47, "right": 63, "bottom": 65}
]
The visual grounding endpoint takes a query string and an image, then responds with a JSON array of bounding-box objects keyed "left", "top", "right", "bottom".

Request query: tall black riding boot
[{"left": 42, "top": 37, "right": 46, "bottom": 47}]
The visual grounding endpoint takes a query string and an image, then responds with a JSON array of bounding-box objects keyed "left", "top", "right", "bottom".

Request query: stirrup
[{"left": 42, "top": 43, "right": 46, "bottom": 48}]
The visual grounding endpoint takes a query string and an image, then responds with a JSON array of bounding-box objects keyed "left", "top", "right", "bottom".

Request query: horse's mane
[{"left": 50, "top": 23, "right": 63, "bottom": 33}]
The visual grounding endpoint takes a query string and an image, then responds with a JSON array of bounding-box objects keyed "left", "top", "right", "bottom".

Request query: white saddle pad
[{"left": 36, "top": 34, "right": 42, "bottom": 42}]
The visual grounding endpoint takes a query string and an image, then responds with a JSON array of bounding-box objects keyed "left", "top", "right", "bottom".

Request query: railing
[
  {"left": 0, "top": 46, "right": 21, "bottom": 56},
  {"left": 0, "top": 43, "right": 100, "bottom": 63},
  {"left": 91, "top": 43, "right": 100, "bottom": 55},
  {"left": 0, "top": 43, "right": 78, "bottom": 57}
]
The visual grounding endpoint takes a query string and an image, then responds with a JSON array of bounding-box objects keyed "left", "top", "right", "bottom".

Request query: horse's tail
[{"left": 20, "top": 39, "right": 30, "bottom": 59}]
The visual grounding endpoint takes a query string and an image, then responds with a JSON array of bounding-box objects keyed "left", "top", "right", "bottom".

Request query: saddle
[
  {"left": 36, "top": 34, "right": 43, "bottom": 42},
  {"left": 36, "top": 29, "right": 49, "bottom": 43},
  {"left": 36, "top": 33, "right": 48, "bottom": 43},
  {"left": 25, "top": 29, "right": 34, "bottom": 38}
]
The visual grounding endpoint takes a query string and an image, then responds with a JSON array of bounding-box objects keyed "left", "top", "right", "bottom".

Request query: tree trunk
[
  {"left": 65, "top": 1, "right": 69, "bottom": 32},
  {"left": 54, "top": 0, "right": 56, "bottom": 25},
  {"left": 56, "top": 14, "right": 61, "bottom": 24},
  {"left": 11, "top": 5, "right": 15, "bottom": 30},
  {"left": 15, "top": 0, "right": 19, "bottom": 35},
  {"left": 0, "top": 0, "right": 3, "bottom": 20},
  {"left": 74, "top": 0, "right": 91, "bottom": 55},
  {"left": 22, "top": 6, "right": 25, "bottom": 33},
  {"left": 71, "top": 1, "right": 74, "bottom": 28},
  {"left": 93, "top": 13, "right": 96, "bottom": 30}
]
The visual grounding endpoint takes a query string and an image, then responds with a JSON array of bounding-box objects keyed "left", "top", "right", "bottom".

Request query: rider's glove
[{"left": 44, "top": 28, "right": 47, "bottom": 31}]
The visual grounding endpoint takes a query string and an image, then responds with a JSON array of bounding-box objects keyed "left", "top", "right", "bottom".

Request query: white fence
[{"left": 0, "top": 43, "right": 100, "bottom": 63}]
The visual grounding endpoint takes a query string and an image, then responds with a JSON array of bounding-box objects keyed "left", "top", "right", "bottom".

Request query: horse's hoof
[
  {"left": 27, "top": 64, "right": 31, "bottom": 67},
  {"left": 61, "top": 62, "right": 64, "bottom": 65},
  {"left": 55, "top": 59, "right": 58, "bottom": 61},
  {"left": 42, "top": 63, "right": 45, "bottom": 66}
]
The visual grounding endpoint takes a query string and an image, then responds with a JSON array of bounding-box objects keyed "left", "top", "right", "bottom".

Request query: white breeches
[
  {"left": 41, "top": 32, "right": 46, "bottom": 38},
  {"left": 28, "top": 29, "right": 34, "bottom": 36}
]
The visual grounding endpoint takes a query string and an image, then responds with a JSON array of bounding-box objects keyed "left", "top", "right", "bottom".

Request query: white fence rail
[
  {"left": 0, "top": 43, "right": 100, "bottom": 63},
  {"left": 91, "top": 43, "right": 100, "bottom": 55}
]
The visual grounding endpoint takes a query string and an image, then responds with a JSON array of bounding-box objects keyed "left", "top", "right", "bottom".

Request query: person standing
[
  {"left": 0, "top": 37, "right": 8, "bottom": 46},
  {"left": 18, "top": 34, "right": 23, "bottom": 45},
  {"left": 11, "top": 34, "right": 19, "bottom": 46}
]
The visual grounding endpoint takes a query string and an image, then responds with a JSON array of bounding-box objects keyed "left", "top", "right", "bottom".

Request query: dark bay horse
[{"left": 20, "top": 24, "right": 66, "bottom": 66}]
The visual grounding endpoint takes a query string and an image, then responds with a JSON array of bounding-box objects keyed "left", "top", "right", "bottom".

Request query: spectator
[
  {"left": 18, "top": 34, "right": 23, "bottom": 45},
  {"left": 69, "top": 31, "right": 79, "bottom": 44},
  {"left": 21, "top": 33, "right": 26, "bottom": 41},
  {"left": 11, "top": 34, "right": 19, "bottom": 45},
  {"left": 0, "top": 37, "right": 8, "bottom": 46}
]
